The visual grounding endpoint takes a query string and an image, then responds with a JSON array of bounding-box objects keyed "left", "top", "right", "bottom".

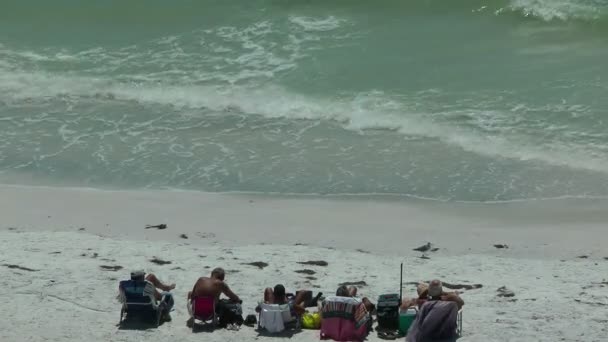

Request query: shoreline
[{"left": 1, "top": 184, "right": 607, "bottom": 259}]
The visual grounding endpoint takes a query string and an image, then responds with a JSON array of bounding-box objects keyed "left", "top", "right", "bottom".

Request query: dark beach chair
[{"left": 118, "top": 279, "right": 166, "bottom": 327}]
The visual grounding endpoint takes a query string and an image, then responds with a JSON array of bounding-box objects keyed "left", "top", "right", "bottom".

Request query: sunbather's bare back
[{"left": 188, "top": 267, "right": 240, "bottom": 302}]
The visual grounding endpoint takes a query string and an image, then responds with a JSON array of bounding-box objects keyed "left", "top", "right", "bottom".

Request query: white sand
[{"left": 1, "top": 185, "right": 607, "bottom": 341}]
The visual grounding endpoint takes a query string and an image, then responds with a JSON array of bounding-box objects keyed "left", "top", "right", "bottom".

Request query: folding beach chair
[
  {"left": 456, "top": 308, "right": 463, "bottom": 336},
  {"left": 118, "top": 279, "right": 166, "bottom": 327},
  {"left": 258, "top": 302, "right": 300, "bottom": 333},
  {"left": 320, "top": 296, "right": 370, "bottom": 341},
  {"left": 190, "top": 296, "right": 218, "bottom": 331}
]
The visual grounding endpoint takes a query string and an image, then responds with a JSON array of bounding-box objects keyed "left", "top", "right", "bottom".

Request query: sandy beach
[{"left": 1, "top": 185, "right": 607, "bottom": 342}]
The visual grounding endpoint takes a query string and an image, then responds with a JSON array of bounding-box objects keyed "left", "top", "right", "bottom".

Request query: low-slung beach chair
[
  {"left": 405, "top": 301, "right": 461, "bottom": 341},
  {"left": 258, "top": 302, "right": 300, "bottom": 333},
  {"left": 320, "top": 296, "right": 370, "bottom": 341},
  {"left": 118, "top": 279, "right": 166, "bottom": 327},
  {"left": 190, "top": 296, "right": 218, "bottom": 331}
]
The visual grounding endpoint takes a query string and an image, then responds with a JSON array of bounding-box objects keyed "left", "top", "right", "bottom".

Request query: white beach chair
[
  {"left": 457, "top": 308, "right": 463, "bottom": 336},
  {"left": 257, "top": 302, "right": 299, "bottom": 333}
]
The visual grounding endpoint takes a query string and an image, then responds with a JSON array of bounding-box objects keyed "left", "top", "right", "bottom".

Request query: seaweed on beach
[
  {"left": 404, "top": 281, "right": 483, "bottom": 291},
  {"left": 339, "top": 281, "right": 367, "bottom": 287},
  {"left": 295, "top": 269, "right": 316, "bottom": 275},
  {"left": 150, "top": 257, "right": 172, "bottom": 265},
  {"left": 496, "top": 286, "right": 515, "bottom": 297},
  {"left": 99, "top": 265, "right": 123, "bottom": 271},
  {"left": 297, "top": 260, "right": 328, "bottom": 267},
  {"left": 3, "top": 264, "right": 38, "bottom": 272},
  {"left": 145, "top": 224, "right": 167, "bottom": 230},
  {"left": 243, "top": 261, "right": 268, "bottom": 269}
]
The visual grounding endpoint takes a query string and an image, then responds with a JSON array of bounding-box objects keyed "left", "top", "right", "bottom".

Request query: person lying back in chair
[
  {"left": 119, "top": 271, "right": 176, "bottom": 321},
  {"left": 256, "top": 284, "right": 308, "bottom": 315},
  {"left": 417, "top": 280, "right": 464, "bottom": 309},
  {"left": 335, "top": 285, "right": 376, "bottom": 314}
]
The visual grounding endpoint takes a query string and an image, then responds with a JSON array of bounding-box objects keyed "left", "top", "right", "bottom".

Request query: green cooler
[{"left": 399, "top": 308, "right": 417, "bottom": 335}]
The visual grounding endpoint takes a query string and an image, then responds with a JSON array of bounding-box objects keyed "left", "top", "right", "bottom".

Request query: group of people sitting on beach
[{"left": 121, "top": 267, "right": 464, "bottom": 338}]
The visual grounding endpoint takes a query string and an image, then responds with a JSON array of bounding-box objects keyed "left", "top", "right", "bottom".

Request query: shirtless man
[
  {"left": 188, "top": 267, "right": 241, "bottom": 302},
  {"left": 187, "top": 267, "right": 241, "bottom": 326}
]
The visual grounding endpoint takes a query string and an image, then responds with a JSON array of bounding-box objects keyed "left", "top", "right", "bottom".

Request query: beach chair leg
[
  {"left": 155, "top": 310, "right": 161, "bottom": 328},
  {"left": 119, "top": 307, "right": 124, "bottom": 325}
]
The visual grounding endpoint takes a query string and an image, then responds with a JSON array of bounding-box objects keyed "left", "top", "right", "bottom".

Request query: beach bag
[
  {"left": 302, "top": 312, "right": 321, "bottom": 329},
  {"left": 217, "top": 300, "right": 243, "bottom": 327}
]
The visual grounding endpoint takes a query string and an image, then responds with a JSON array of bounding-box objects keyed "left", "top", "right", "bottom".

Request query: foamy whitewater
[
  {"left": 1, "top": 0, "right": 607, "bottom": 201},
  {"left": 1, "top": 2, "right": 608, "bottom": 341}
]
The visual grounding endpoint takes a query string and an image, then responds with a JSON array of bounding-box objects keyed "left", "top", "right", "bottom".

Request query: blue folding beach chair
[{"left": 118, "top": 279, "right": 167, "bottom": 327}]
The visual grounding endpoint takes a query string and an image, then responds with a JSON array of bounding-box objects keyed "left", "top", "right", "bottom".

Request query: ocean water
[{"left": 1, "top": 0, "right": 607, "bottom": 202}]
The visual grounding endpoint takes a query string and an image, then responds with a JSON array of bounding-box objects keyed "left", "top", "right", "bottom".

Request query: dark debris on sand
[
  {"left": 145, "top": 224, "right": 167, "bottom": 230},
  {"left": 244, "top": 261, "right": 268, "bottom": 269},
  {"left": 179, "top": 234, "right": 188, "bottom": 239},
  {"left": 404, "top": 281, "right": 483, "bottom": 291},
  {"left": 577, "top": 255, "right": 589, "bottom": 259},
  {"left": 295, "top": 269, "right": 316, "bottom": 275},
  {"left": 306, "top": 276, "right": 317, "bottom": 280},
  {"left": 574, "top": 299, "right": 607, "bottom": 307},
  {"left": 3, "top": 264, "right": 39, "bottom": 272},
  {"left": 496, "top": 286, "right": 515, "bottom": 298},
  {"left": 297, "top": 260, "right": 328, "bottom": 267},
  {"left": 150, "top": 257, "right": 172, "bottom": 265},
  {"left": 356, "top": 249, "right": 371, "bottom": 254},
  {"left": 99, "top": 265, "right": 123, "bottom": 271},
  {"left": 339, "top": 281, "right": 367, "bottom": 287},
  {"left": 493, "top": 244, "right": 509, "bottom": 249}
]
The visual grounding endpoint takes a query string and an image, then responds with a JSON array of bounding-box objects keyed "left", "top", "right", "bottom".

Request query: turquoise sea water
[{"left": 1, "top": 0, "right": 607, "bottom": 201}]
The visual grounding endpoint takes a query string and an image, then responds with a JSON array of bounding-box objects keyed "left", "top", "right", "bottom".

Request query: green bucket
[{"left": 398, "top": 309, "right": 417, "bottom": 335}]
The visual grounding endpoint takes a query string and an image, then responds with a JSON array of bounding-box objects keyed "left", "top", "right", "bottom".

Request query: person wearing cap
[
  {"left": 125, "top": 271, "right": 176, "bottom": 301},
  {"left": 122, "top": 271, "right": 176, "bottom": 320}
]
